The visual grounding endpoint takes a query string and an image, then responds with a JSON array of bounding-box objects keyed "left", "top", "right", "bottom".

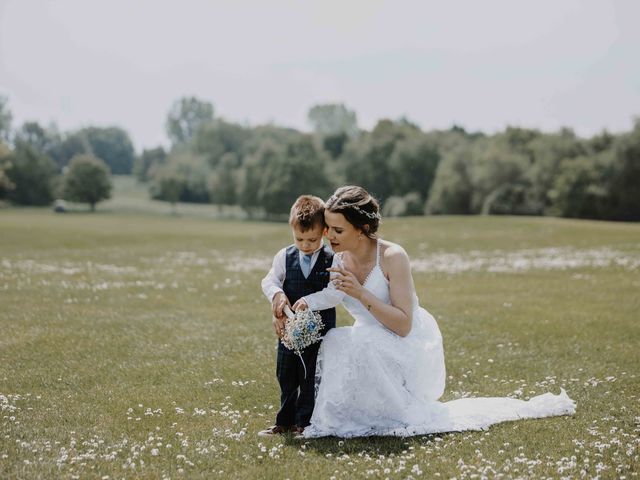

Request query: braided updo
[{"left": 325, "top": 186, "right": 381, "bottom": 238}]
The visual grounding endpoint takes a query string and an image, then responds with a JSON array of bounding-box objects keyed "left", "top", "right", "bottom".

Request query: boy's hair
[{"left": 289, "top": 195, "right": 326, "bottom": 231}]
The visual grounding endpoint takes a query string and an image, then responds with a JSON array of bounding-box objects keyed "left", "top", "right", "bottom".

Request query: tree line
[{"left": 0, "top": 94, "right": 638, "bottom": 220}]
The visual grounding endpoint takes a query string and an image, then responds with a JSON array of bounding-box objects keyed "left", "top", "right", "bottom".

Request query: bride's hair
[{"left": 326, "top": 186, "right": 381, "bottom": 238}]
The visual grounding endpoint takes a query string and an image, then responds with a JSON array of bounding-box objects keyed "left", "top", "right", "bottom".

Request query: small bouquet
[
  {"left": 281, "top": 305, "right": 325, "bottom": 378},
  {"left": 281, "top": 305, "right": 325, "bottom": 355}
]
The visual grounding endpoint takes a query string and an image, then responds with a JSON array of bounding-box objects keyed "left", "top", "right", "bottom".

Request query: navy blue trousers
[{"left": 275, "top": 340, "right": 321, "bottom": 428}]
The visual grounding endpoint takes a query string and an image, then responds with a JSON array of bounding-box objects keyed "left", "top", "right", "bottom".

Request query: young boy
[{"left": 259, "top": 195, "right": 336, "bottom": 436}]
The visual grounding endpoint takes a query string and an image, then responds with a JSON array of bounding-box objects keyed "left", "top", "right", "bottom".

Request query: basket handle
[{"left": 283, "top": 305, "right": 295, "bottom": 320}]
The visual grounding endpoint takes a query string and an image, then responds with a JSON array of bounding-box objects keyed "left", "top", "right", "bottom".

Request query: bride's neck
[{"left": 348, "top": 237, "right": 377, "bottom": 265}]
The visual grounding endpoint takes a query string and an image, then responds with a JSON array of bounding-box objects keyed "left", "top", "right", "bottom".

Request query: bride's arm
[
  {"left": 294, "top": 254, "right": 346, "bottom": 311},
  {"left": 361, "top": 245, "right": 414, "bottom": 337},
  {"left": 332, "top": 244, "right": 414, "bottom": 337}
]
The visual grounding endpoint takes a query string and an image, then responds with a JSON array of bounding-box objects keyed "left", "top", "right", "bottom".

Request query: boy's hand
[
  {"left": 271, "top": 292, "right": 290, "bottom": 319},
  {"left": 292, "top": 298, "right": 309, "bottom": 312},
  {"left": 272, "top": 316, "right": 286, "bottom": 338}
]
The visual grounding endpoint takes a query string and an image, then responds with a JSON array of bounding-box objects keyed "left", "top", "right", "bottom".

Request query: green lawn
[
  {"left": 1, "top": 209, "right": 639, "bottom": 479},
  {"left": 68, "top": 175, "right": 247, "bottom": 219}
]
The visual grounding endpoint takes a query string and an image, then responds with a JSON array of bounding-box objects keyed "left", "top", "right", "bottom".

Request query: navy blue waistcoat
[{"left": 283, "top": 244, "right": 336, "bottom": 333}]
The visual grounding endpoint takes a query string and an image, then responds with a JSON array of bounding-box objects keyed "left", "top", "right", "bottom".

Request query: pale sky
[{"left": 1, "top": 0, "right": 639, "bottom": 151}]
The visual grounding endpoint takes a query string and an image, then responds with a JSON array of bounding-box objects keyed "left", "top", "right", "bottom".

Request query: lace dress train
[{"left": 302, "top": 242, "right": 575, "bottom": 438}]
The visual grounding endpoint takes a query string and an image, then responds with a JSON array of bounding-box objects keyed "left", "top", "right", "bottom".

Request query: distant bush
[{"left": 63, "top": 154, "right": 112, "bottom": 211}]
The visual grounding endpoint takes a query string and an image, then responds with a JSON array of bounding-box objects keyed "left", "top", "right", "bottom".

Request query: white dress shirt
[{"left": 261, "top": 245, "right": 326, "bottom": 302}]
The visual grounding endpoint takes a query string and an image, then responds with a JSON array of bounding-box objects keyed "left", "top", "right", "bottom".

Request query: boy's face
[{"left": 292, "top": 224, "right": 325, "bottom": 255}]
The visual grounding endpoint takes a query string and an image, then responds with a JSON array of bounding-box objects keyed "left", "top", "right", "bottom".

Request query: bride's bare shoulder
[{"left": 379, "top": 240, "right": 410, "bottom": 269}]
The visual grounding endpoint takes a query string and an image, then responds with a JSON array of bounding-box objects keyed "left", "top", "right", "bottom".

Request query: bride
[{"left": 293, "top": 185, "right": 575, "bottom": 438}]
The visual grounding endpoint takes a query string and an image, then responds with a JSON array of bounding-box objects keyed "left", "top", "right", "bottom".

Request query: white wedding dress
[{"left": 302, "top": 241, "right": 576, "bottom": 438}]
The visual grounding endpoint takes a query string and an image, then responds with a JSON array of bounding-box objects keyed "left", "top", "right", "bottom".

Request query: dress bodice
[{"left": 342, "top": 240, "right": 392, "bottom": 328}]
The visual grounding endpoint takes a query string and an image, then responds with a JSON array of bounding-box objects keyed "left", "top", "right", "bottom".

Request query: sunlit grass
[{"left": 1, "top": 210, "right": 639, "bottom": 478}]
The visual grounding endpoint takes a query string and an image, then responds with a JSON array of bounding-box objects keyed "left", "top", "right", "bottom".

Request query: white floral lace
[{"left": 304, "top": 244, "right": 575, "bottom": 438}]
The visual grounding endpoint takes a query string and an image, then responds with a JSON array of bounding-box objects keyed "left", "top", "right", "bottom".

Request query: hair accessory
[
  {"left": 359, "top": 208, "right": 381, "bottom": 220},
  {"left": 350, "top": 205, "right": 381, "bottom": 220},
  {"left": 335, "top": 202, "right": 381, "bottom": 220}
]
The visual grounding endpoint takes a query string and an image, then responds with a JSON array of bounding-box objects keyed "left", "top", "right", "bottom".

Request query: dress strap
[{"left": 375, "top": 238, "right": 381, "bottom": 266}]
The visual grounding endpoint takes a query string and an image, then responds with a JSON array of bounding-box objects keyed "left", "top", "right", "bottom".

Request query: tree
[
  {"left": 425, "top": 145, "right": 474, "bottom": 214},
  {"left": 0, "top": 96, "right": 12, "bottom": 143},
  {"left": 15, "top": 122, "right": 52, "bottom": 152},
  {"left": 547, "top": 154, "right": 610, "bottom": 219},
  {"left": 322, "top": 132, "right": 349, "bottom": 159},
  {"left": 53, "top": 130, "right": 92, "bottom": 170},
  {"left": 607, "top": 120, "right": 640, "bottom": 220},
  {"left": 382, "top": 191, "right": 423, "bottom": 217},
  {"left": 63, "top": 154, "right": 112, "bottom": 211},
  {"left": 81, "top": 127, "right": 135, "bottom": 174},
  {"left": 588, "top": 130, "right": 615, "bottom": 154},
  {"left": 209, "top": 152, "right": 239, "bottom": 205},
  {"left": 14, "top": 121, "right": 67, "bottom": 169},
  {"left": 389, "top": 135, "right": 440, "bottom": 201},
  {"left": 192, "top": 119, "right": 250, "bottom": 168},
  {"left": 133, "top": 146, "right": 167, "bottom": 182},
  {"left": 468, "top": 140, "right": 531, "bottom": 214},
  {"left": 503, "top": 126, "right": 541, "bottom": 156},
  {"left": 238, "top": 135, "right": 331, "bottom": 216},
  {"left": 5, "top": 144, "right": 58, "bottom": 205},
  {"left": 525, "top": 129, "right": 586, "bottom": 213},
  {"left": 239, "top": 139, "right": 283, "bottom": 216},
  {"left": 165, "top": 96, "right": 214, "bottom": 147},
  {"left": 150, "top": 163, "right": 185, "bottom": 214},
  {"left": 150, "top": 151, "right": 210, "bottom": 203},
  {"left": 0, "top": 142, "right": 14, "bottom": 199},
  {"left": 258, "top": 137, "right": 332, "bottom": 216},
  {"left": 308, "top": 103, "right": 358, "bottom": 137},
  {"left": 342, "top": 119, "right": 410, "bottom": 203}
]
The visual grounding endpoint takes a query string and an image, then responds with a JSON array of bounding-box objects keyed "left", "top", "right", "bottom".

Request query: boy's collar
[{"left": 298, "top": 245, "right": 324, "bottom": 255}]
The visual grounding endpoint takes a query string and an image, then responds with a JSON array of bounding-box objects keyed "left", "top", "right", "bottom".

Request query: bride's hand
[{"left": 327, "top": 266, "right": 364, "bottom": 300}]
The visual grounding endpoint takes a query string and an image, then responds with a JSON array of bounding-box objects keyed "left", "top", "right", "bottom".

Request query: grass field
[
  {"left": 64, "top": 175, "right": 248, "bottom": 220},
  {"left": 1, "top": 206, "right": 639, "bottom": 479}
]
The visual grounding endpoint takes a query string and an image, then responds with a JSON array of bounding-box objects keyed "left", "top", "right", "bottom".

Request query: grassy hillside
[
  {"left": 1, "top": 210, "right": 638, "bottom": 478},
  {"left": 60, "top": 175, "right": 247, "bottom": 219}
]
